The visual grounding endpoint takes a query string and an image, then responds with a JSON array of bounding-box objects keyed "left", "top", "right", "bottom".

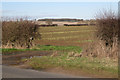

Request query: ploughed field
[{"left": 35, "top": 26, "right": 97, "bottom": 47}]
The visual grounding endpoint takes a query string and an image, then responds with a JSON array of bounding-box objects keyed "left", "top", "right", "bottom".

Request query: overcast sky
[{"left": 2, "top": 2, "right": 118, "bottom": 20}]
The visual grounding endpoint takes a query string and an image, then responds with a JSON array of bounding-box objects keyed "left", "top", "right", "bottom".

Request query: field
[
  {"left": 2, "top": 25, "right": 118, "bottom": 78},
  {"left": 28, "top": 25, "right": 117, "bottom": 78},
  {"left": 35, "top": 26, "right": 96, "bottom": 47}
]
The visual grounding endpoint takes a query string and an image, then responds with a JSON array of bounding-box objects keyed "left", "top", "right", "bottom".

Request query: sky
[
  {"left": 2, "top": 2, "right": 118, "bottom": 20},
  {"left": 1, "top": 0, "right": 119, "bottom": 2}
]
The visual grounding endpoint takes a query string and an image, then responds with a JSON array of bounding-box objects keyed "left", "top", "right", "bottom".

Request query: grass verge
[
  {"left": 24, "top": 52, "right": 118, "bottom": 78},
  {"left": 1, "top": 45, "right": 82, "bottom": 53}
]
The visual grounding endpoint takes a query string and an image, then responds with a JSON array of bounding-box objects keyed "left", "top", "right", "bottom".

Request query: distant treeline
[
  {"left": 36, "top": 23, "right": 96, "bottom": 27},
  {"left": 38, "top": 19, "right": 83, "bottom": 22}
]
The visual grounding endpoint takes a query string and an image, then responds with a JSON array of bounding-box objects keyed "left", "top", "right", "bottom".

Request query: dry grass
[{"left": 82, "top": 36, "right": 118, "bottom": 59}]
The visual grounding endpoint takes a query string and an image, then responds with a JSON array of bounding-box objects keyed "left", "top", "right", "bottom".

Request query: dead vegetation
[
  {"left": 82, "top": 9, "right": 118, "bottom": 59},
  {"left": 82, "top": 38, "right": 118, "bottom": 59},
  {"left": 67, "top": 51, "right": 82, "bottom": 57}
]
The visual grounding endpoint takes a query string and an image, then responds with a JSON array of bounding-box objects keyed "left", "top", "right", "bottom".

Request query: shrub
[
  {"left": 82, "top": 9, "right": 118, "bottom": 58},
  {"left": 95, "top": 9, "right": 118, "bottom": 47},
  {"left": 2, "top": 18, "right": 41, "bottom": 48}
]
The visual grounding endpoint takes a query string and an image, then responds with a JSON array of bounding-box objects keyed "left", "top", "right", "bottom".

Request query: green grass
[
  {"left": 2, "top": 45, "right": 82, "bottom": 53},
  {"left": 33, "top": 45, "right": 82, "bottom": 53},
  {"left": 1, "top": 48, "right": 32, "bottom": 53},
  {"left": 26, "top": 53, "right": 118, "bottom": 76}
]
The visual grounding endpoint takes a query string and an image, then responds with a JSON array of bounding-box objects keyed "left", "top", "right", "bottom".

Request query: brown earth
[{"left": 2, "top": 51, "right": 52, "bottom": 65}]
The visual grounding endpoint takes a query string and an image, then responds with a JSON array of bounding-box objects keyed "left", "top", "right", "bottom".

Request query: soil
[{"left": 2, "top": 51, "right": 52, "bottom": 65}]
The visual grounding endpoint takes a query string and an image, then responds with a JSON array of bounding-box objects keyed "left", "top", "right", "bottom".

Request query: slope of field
[{"left": 35, "top": 26, "right": 96, "bottom": 47}]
